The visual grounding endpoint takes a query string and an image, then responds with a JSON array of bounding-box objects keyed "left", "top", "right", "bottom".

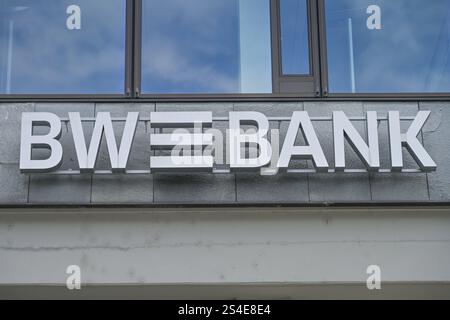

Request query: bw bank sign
[{"left": 19, "top": 110, "right": 436, "bottom": 175}]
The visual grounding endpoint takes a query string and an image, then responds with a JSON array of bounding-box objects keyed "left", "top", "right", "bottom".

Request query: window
[
  {"left": 280, "top": 0, "right": 310, "bottom": 75},
  {"left": 140, "top": 0, "right": 273, "bottom": 94},
  {"left": 324, "top": 0, "right": 450, "bottom": 94},
  {"left": 0, "top": 0, "right": 127, "bottom": 94},
  {"left": 2, "top": 0, "right": 450, "bottom": 98},
  {"left": 272, "top": 0, "right": 320, "bottom": 95}
]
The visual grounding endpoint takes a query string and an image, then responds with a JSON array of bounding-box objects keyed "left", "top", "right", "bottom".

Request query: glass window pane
[
  {"left": 325, "top": 0, "right": 450, "bottom": 93},
  {"left": 141, "top": 0, "right": 272, "bottom": 94},
  {"left": 280, "top": 0, "right": 310, "bottom": 75},
  {"left": 0, "top": 0, "right": 126, "bottom": 94}
]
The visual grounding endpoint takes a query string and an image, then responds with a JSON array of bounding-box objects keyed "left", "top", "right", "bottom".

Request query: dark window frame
[
  {"left": 1, "top": 0, "right": 450, "bottom": 102},
  {"left": 271, "top": 0, "right": 321, "bottom": 97}
]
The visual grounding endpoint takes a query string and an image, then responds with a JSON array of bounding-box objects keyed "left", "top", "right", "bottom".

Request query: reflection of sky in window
[
  {"left": 0, "top": 0, "right": 126, "bottom": 94},
  {"left": 141, "top": 0, "right": 272, "bottom": 94},
  {"left": 280, "top": 0, "right": 310, "bottom": 75},
  {"left": 326, "top": 0, "right": 450, "bottom": 93}
]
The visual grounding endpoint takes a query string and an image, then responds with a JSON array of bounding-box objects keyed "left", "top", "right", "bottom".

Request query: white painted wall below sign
[{"left": 0, "top": 207, "right": 449, "bottom": 299}]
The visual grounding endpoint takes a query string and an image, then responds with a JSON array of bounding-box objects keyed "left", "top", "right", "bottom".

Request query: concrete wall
[
  {"left": 0, "top": 101, "right": 449, "bottom": 205},
  {"left": 0, "top": 207, "right": 449, "bottom": 299}
]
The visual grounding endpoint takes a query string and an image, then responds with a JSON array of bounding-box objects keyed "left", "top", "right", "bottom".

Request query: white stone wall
[{"left": 0, "top": 207, "right": 449, "bottom": 298}]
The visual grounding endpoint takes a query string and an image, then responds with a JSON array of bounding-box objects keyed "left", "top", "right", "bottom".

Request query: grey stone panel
[
  {"left": 0, "top": 103, "right": 34, "bottom": 164},
  {"left": 236, "top": 173, "right": 309, "bottom": 203},
  {"left": 155, "top": 102, "right": 233, "bottom": 164},
  {"left": 94, "top": 103, "right": 155, "bottom": 170},
  {"left": 0, "top": 164, "right": 29, "bottom": 203},
  {"left": 420, "top": 102, "right": 450, "bottom": 201},
  {"left": 91, "top": 175, "right": 153, "bottom": 204},
  {"left": 154, "top": 103, "right": 235, "bottom": 204},
  {"left": 29, "top": 175, "right": 92, "bottom": 204},
  {"left": 91, "top": 103, "right": 154, "bottom": 203},
  {"left": 0, "top": 103, "right": 34, "bottom": 204},
  {"left": 28, "top": 103, "right": 94, "bottom": 204},
  {"left": 156, "top": 102, "right": 233, "bottom": 116},
  {"left": 364, "top": 102, "right": 429, "bottom": 201},
  {"left": 234, "top": 102, "right": 303, "bottom": 117},
  {"left": 304, "top": 102, "right": 371, "bottom": 202},
  {"left": 234, "top": 103, "right": 309, "bottom": 203},
  {"left": 154, "top": 173, "right": 236, "bottom": 204}
]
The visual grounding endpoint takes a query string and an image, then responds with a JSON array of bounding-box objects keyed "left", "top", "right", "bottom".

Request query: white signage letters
[
  {"left": 278, "top": 111, "right": 328, "bottom": 171},
  {"left": 150, "top": 112, "right": 214, "bottom": 171},
  {"left": 388, "top": 111, "right": 436, "bottom": 171},
  {"left": 20, "top": 112, "right": 63, "bottom": 173},
  {"left": 229, "top": 112, "right": 272, "bottom": 170},
  {"left": 333, "top": 111, "right": 380, "bottom": 171},
  {"left": 69, "top": 112, "right": 139, "bottom": 173},
  {"left": 19, "top": 110, "right": 437, "bottom": 174}
]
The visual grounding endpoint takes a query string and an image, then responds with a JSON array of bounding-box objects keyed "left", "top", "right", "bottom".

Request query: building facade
[{"left": 0, "top": 0, "right": 450, "bottom": 299}]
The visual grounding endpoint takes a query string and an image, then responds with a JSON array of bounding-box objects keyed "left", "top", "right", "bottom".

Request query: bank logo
[{"left": 19, "top": 110, "right": 436, "bottom": 175}]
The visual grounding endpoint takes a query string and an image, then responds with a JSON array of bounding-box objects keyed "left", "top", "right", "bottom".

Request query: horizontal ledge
[
  {"left": 1, "top": 204, "right": 450, "bottom": 213},
  {"left": 26, "top": 168, "right": 425, "bottom": 175}
]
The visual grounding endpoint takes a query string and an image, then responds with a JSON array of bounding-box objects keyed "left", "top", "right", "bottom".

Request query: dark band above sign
[{"left": 19, "top": 111, "right": 437, "bottom": 175}]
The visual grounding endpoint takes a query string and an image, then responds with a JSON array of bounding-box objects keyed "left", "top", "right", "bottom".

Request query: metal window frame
[
  {"left": 133, "top": 0, "right": 142, "bottom": 98},
  {"left": 0, "top": 0, "right": 134, "bottom": 100},
  {"left": 271, "top": 0, "right": 321, "bottom": 97}
]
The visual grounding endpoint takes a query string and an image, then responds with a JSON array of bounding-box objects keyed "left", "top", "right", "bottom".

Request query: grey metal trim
[
  {"left": 3, "top": 95, "right": 450, "bottom": 103},
  {"left": 134, "top": 0, "right": 142, "bottom": 98},
  {"left": 0, "top": 203, "right": 449, "bottom": 209},
  {"left": 125, "top": 0, "right": 134, "bottom": 96},
  {"left": 317, "top": 0, "right": 328, "bottom": 96}
]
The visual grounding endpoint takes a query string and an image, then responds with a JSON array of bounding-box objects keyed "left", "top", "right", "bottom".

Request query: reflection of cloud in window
[
  {"left": 141, "top": 0, "right": 239, "bottom": 93},
  {"left": 142, "top": 38, "right": 237, "bottom": 93},
  {"left": 141, "top": 0, "right": 272, "bottom": 94},
  {"left": 327, "top": 0, "right": 450, "bottom": 93},
  {"left": 0, "top": 0, "right": 126, "bottom": 94}
]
